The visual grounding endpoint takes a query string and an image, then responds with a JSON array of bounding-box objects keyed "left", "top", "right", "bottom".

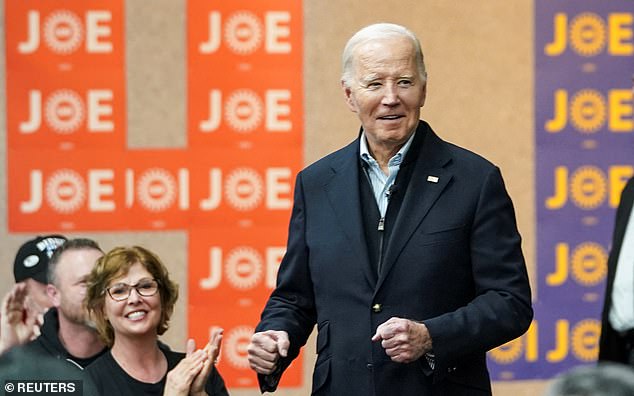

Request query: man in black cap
[
  {"left": 0, "top": 235, "right": 66, "bottom": 354},
  {"left": 21, "top": 238, "right": 107, "bottom": 368},
  {"left": 13, "top": 235, "right": 68, "bottom": 313}
]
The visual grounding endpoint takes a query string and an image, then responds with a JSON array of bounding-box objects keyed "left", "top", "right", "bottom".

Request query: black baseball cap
[{"left": 13, "top": 235, "right": 67, "bottom": 283}]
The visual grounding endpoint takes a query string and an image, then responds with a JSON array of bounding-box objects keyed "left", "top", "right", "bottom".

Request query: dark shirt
[
  {"left": 0, "top": 347, "right": 99, "bottom": 395},
  {"left": 85, "top": 342, "right": 228, "bottom": 396},
  {"left": 21, "top": 308, "right": 107, "bottom": 369}
]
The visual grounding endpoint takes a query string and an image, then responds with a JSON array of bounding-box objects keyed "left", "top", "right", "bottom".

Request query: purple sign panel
[{"left": 488, "top": 0, "right": 634, "bottom": 380}]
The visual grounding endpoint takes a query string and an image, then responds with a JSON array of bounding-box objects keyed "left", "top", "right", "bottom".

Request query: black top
[
  {"left": 85, "top": 342, "right": 228, "bottom": 396},
  {"left": 21, "top": 308, "right": 107, "bottom": 369}
]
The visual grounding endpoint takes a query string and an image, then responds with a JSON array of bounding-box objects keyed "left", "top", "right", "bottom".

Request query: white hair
[{"left": 341, "top": 23, "right": 427, "bottom": 87}]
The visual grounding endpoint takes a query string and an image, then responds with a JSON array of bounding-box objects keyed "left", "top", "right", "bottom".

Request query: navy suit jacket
[
  {"left": 599, "top": 176, "right": 634, "bottom": 362},
  {"left": 256, "top": 121, "right": 533, "bottom": 395}
]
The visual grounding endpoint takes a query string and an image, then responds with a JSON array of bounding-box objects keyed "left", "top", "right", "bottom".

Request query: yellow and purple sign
[{"left": 488, "top": 0, "right": 633, "bottom": 380}]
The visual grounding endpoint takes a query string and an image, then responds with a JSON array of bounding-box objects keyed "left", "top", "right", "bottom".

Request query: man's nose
[{"left": 381, "top": 83, "right": 399, "bottom": 105}]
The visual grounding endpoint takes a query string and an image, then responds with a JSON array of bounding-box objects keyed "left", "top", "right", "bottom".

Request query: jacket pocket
[{"left": 417, "top": 223, "right": 467, "bottom": 246}]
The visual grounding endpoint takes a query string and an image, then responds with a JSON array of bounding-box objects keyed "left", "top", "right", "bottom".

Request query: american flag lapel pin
[{"left": 427, "top": 175, "right": 439, "bottom": 183}]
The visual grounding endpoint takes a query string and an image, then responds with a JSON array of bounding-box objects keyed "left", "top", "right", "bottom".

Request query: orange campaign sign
[
  {"left": 6, "top": 0, "right": 304, "bottom": 390},
  {"left": 5, "top": 0, "right": 125, "bottom": 150},
  {"left": 188, "top": 74, "right": 303, "bottom": 149},
  {"left": 187, "top": 0, "right": 303, "bottom": 149},
  {"left": 8, "top": 148, "right": 302, "bottom": 231},
  {"left": 6, "top": 73, "right": 125, "bottom": 150},
  {"left": 186, "top": 0, "right": 304, "bottom": 388},
  {"left": 188, "top": 226, "right": 302, "bottom": 388}
]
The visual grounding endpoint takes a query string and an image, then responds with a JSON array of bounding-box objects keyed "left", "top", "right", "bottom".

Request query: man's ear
[
  {"left": 46, "top": 284, "right": 61, "bottom": 308},
  {"left": 420, "top": 81, "right": 427, "bottom": 108},
  {"left": 341, "top": 80, "right": 357, "bottom": 113}
]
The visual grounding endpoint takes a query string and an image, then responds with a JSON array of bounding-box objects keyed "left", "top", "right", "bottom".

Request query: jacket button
[
  {"left": 372, "top": 303, "right": 382, "bottom": 313},
  {"left": 366, "top": 363, "right": 373, "bottom": 370}
]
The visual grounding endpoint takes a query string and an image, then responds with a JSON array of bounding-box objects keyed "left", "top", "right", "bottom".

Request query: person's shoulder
[
  {"left": 84, "top": 349, "right": 113, "bottom": 374},
  {"left": 158, "top": 342, "right": 186, "bottom": 368},
  {"left": 0, "top": 346, "right": 86, "bottom": 381},
  {"left": 442, "top": 140, "right": 496, "bottom": 170},
  {"left": 419, "top": 121, "right": 497, "bottom": 173},
  {"left": 20, "top": 336, "right": 43, "bottom": 352}
]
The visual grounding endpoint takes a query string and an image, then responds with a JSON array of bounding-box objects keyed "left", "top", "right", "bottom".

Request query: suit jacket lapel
[
  {"left": 376, "top": 124, "right": 453, "bottom": 291},
  {"left": 324, "top": 140, "right": 377, "bottom": 287}
]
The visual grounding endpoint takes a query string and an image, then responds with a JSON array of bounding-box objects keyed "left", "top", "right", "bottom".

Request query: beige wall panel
[{"left": 0, "top": 0, "right": 551, "bottom": 394}]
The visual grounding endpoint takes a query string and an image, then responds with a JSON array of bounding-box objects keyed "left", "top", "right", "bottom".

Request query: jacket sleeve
[
  {"left": 422, "top": 166, "right": 533, "bottom": 381},
  {"left": 255, "top": 172, "right": 317, "bottom": 392}
]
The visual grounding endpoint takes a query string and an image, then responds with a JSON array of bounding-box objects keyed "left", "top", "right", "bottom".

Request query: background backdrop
[{"left": 1, "top": 1, "right": 632, "bottom": 395}]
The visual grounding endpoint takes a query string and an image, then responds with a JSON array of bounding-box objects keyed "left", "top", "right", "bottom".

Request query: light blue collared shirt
[{"left": 359, "top": 131, "right": 416, "bottom": 217}]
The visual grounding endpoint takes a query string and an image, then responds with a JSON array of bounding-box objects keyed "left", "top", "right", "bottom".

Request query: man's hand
[
  {"left": 371, "top": 317, "right": 432, "bottom": 363},
  {"left": 247, "top": 330, "right": 290, "bottom": 375},
  {"left": 0, "top": 283, "right": 41, "bottom": 355}
]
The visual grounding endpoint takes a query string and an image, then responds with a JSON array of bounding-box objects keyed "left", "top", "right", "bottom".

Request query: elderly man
[{"left": 248, "top": 23, "right": 532, "bottom": 395}]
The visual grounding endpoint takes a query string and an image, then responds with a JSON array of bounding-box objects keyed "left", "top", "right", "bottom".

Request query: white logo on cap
[{"left": 23, "top": 255, "right": 40, "bottom": 268}]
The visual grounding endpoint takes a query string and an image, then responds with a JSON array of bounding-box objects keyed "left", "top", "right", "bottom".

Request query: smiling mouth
[
  {"left": 378, "top": 115, "right": 403, "bottom": 120},
  {"left": 125, "top": 311, "right": 147, "bottom": 320}
]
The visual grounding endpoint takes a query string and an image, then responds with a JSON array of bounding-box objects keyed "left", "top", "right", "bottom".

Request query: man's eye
[{"left": 398, "top": 80, "right": 412, "bottom": 86}]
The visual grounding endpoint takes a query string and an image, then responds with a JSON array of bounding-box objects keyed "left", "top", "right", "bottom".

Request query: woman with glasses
[{"left": 84, "top": 246, "right": 228, "bottom": 395}]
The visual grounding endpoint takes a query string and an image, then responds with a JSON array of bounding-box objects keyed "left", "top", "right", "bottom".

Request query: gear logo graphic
[
  {"left": 45, "top": 169, "right": 86, "bottom": 214},
  {"left": 569, "top": 13, "right": 606, "bottom": 57},
  {"left": 224, "top": 326, "right": 254, "bottom": 369},
  {"left": 43, "top": 10, "right": 84, "bottom": 54},
  {"left": 136, "top": 168, "right": 177, "bottom": 212},
  {"left": 225, "top": 247, "right": 263, "bottom": 290},
  {"left": 571, "top": 242, "right": 607, "bottom": 286},
  {"left": 224, "top": 90, "right": 263, "bottom": 133},
  {"left": 569, "top": 166, "right": 606, "bottom": 210},
  {"left": 224, "top": 12, "right": 262, "bottom": 55},
  {"left": 571, "top": 319, "right": 600, "bottom": 362},
  {"left": 224, "top": 168, "right": 263, "bottom": 211},
  {"left": 570, "top": 90, "right": 605, "bottom": 133},
  {"left": 45, "top": 90, "right": 85, "bottom": 134}
]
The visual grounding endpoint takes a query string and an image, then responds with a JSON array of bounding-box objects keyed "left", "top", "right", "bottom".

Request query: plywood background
[{"left": 0, "top": 1, "right": 550, "bottom": 394}]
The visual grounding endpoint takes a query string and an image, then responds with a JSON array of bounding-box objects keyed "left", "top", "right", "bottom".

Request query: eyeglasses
[{"left": 106, "top": 278, "right": 159, "bottom": 301}]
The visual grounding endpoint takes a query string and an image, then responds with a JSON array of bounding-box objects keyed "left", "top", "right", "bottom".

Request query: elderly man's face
[{"left": 343, "top": 35, "right": 426, "bottom": 152}]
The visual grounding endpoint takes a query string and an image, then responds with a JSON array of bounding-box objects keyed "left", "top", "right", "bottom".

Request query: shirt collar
[{"left": 360, "top": 130, "right": 416, "bottom": 167}]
